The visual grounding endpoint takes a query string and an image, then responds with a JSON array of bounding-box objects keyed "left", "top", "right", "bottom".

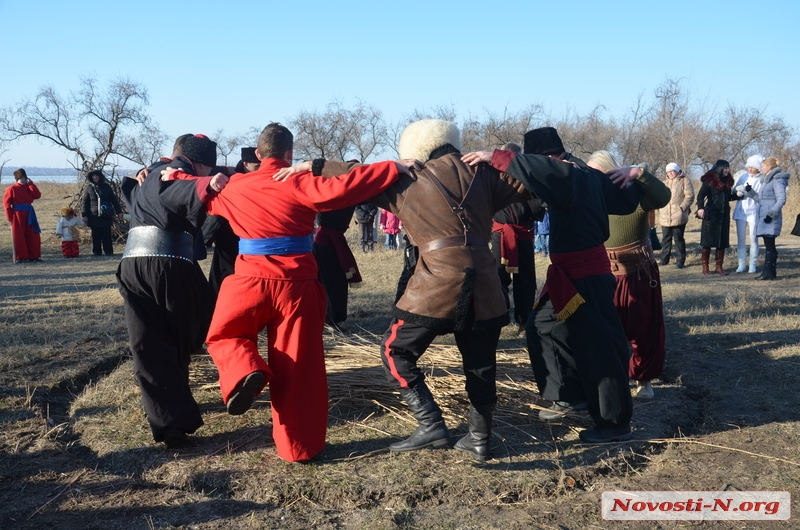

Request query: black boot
[
  {"left": 454, "top": 404, "right": 492, "bottom": 462},
  {"left": 755, "top": 250, "right": 777, "bottom": 280},
  {"left": 390, "top": 383, "right": 450, "bottom": 452}
]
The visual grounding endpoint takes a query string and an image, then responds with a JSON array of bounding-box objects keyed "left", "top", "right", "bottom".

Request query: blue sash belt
[
  {"left": 239, "top": 234, "right": 313, "bottom": 255},
  {"left": 11, "top": 204, "right": 41, "bottom": 233}
]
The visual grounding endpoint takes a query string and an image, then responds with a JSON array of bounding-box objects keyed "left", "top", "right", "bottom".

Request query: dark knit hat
[
  {"left": 240, "top": 147, "right": 259, "bottom": 164},
  {"left": 13, "top": 168, "right": 27, "bottom": 181},
  {"left": 182, "top": 135, "right": 217, "bottom": 167},
  {"left": 523, "top": 127, "right": 566, "bottom": 156}
]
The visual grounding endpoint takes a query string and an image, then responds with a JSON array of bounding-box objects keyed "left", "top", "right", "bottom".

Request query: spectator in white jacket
[{"left": 732, "top": 155, "right": 764, "bottom": 273}]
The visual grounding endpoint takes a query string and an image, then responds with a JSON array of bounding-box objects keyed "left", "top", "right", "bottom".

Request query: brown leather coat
[{"left": 323, "top": 153, "right": 529, "bottom": 331}]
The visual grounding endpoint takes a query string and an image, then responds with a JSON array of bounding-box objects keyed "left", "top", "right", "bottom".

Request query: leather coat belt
[
  {"left": 122, "top": 225, "right": 194, "bottom": 263},
  {"left": 417, "top": 233, "right": 487, "bottom": 255},
  {"left": 606, "top": 237, "right": 655, "bottom": 277}
]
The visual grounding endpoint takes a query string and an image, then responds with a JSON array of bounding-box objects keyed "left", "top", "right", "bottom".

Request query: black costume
[
  {"left": 203, "top": 214, "right": 239, "bottom": 301},
  {"left": 491, "top": 149, "right": 641, "bottom": 431},
  {"left": 313, "top": 206, "right": 357, "bottom": 325},
  {"left": 490, "top": 200, "right": 543, "bottom": 326},
  {"left": 117, "top": 155, "right": 216, "bottom": 443}
]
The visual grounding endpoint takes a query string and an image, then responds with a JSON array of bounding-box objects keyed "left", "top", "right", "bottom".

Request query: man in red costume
[
  {"left": 190, "top": 123, "right": 406, "bottom": 463},
  {"left": 4, "top": 169, "right": 42, "bottom": 262}
]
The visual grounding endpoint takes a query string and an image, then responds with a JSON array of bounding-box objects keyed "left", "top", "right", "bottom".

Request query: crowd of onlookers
[
  {"left": 3, "top": 168, "right": 124, "bottom": 262},
  {"left": 4, "top": 155, "right": 790, "bottom": 276},
  {"left": 655, "top": 155, "right": 790, "bottom": 280}
]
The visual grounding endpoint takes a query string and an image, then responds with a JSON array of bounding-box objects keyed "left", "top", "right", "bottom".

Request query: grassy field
[{"left": 2, "top": 181, "right": 800, "bottom": 529}]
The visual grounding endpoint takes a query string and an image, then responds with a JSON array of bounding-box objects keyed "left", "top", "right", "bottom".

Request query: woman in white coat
[
  {"left": 753, "top": 157, "right": 790, "bottom": 280},
  {"left": 732, "top": 155, "right": 763, "bottom": 273}
]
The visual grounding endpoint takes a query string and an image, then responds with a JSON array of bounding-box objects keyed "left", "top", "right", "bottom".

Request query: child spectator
[
  {"left": 55, "top": 206, "right": 84, "bottom": 258},
  {"left": 380, "top": 209, "right": 402, "bottom": 250}
]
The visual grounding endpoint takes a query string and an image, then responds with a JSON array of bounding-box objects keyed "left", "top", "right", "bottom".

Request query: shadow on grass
[{"left": 659, "top": 245, "right": 800, "bottom": 434}]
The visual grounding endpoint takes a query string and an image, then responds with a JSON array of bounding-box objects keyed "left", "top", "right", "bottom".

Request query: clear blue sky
[{"left": 1, "top": 0, "right": 797, "bottom": 168}]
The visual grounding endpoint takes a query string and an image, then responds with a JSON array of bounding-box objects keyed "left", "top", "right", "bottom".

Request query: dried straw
[{"left": 189, "top": 330, "right": 585, "bottom": 430}]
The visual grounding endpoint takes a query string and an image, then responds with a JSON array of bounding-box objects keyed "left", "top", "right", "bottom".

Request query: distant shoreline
[
  {"left": 2, "top": 175, "right": 82, "bottom": 184},
  {"left": 0, "top": 168, "right": 135, "bottom": 179}
]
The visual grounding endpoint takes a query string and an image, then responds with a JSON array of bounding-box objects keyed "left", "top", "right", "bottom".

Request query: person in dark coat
[
  {"left": 81, "top": 170, "right": 123, "bottom": 256},
  {"left": 117, "top": 134, "right": 227, "bottom": 448},
  {"left": 314, "top": 205, "right": 359, "bottom": 328},
  {"left": 463, "top": 127, "right": 644, "bottom": 444},
  {"left": 490, "top": 142, "right": 544, "bottom": 331},
  {"left": 696, "top": 160, "right": 737, "bottom": 275},
  {"left": 354, "top": 202, "right": 378, "bottom": 252}
]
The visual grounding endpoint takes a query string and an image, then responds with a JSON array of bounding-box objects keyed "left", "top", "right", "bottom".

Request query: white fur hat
[
  {"left": 746, "top": 154, "right": 764, "bottom": 169},
  {"left": 398, "top": 119, "right": 461, "bottom": 161},
  {"left": 665, "top": 162, "right": 681, "bottom": 173}
]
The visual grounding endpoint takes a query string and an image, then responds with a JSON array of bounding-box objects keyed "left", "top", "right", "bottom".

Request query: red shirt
[
  {"left": 205, "top": 159, "right": 399, "bottom": 279},
  {"left": 3, "top": 181, "right": 41, "bottom": 222}
]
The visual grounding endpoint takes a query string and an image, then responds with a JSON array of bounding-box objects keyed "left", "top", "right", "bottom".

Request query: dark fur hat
[
  {"left": 182, "top": 135, "right": 218, "bottom": 167},
  {"left": 13, "top": 168, "right": 27, "bottom": 181},
  {"left": 523, "top": 127, "right": 566, "bottom": 156},
  {"left": 240, "top": 147, "right": 259, "bottom": 164}
]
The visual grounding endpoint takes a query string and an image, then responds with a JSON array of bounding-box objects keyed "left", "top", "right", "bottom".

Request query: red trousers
[
  {"left": 9, "top": 212, "right": 40, "bottom": 261},
  {"left": 206, "top": 274, "right": 328, "bottom": 462},
  {"left": 612, "top": 263, "right": 666, "bottom": 381},
  {"left": 62, "top": 240, "right": 79, "bottom": 257}
]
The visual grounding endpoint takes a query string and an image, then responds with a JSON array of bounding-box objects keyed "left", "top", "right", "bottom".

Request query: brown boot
[
  {"left": 701, "top": 248, "right": 711, "bottom": 274},
  {"left": 714, "top": 249, "right": 728, "bottom": 275}
]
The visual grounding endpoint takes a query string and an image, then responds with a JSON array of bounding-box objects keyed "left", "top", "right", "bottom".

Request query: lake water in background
[
  {"left": 2, "top": 174, "right": 134, "bottom": 184},
  {"left": 32, "top": 175, "right": 81, "bottom": 183},
  {"left": 0, "top": 175, "right": 80, "bottom": 184}
]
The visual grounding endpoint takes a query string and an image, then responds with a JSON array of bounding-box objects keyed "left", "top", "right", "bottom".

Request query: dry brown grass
[{"left": 2, "top": 183, "right": 800, "bottom": 529}]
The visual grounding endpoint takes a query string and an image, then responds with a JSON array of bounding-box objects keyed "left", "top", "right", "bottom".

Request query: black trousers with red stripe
[{"left": 381, "top": 319, "right": 500, "bottom": 407}]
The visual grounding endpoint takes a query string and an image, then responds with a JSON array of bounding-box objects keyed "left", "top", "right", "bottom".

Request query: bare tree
[
  {"left": 708, "top": 105, "right": 794, "bottom": 169},
  {"left": 290, "top": 100, "right": 389, "bottom": 162},
  {"left": 385, "top": 104, "right": 460, "bottom": 157},
  {"left": 463, "top": 105, "right": 547, "bottom": 153},
  {"left": 211, "top": 129, "right": 247, "bottom": 167},
  {"left": 553, "top": 105, "right": 617, "bottom": 160},
  {"left": 615, "top": 91, "right": 652, "bottom": 166},
  {"left": 0, "top": 76, "right": 165, "bottom": 176},
  {"left": 611, "top": 78, "right": 713, "bottom": 175},
  {"left": 117, "top": 123, "right": 170, "bottom": 169},
  {"left": 347, "top": 101, "right": 387, "bottom": 162},
  {"left": 0, "top": 144, "right": 9, "bottom": 184}
]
